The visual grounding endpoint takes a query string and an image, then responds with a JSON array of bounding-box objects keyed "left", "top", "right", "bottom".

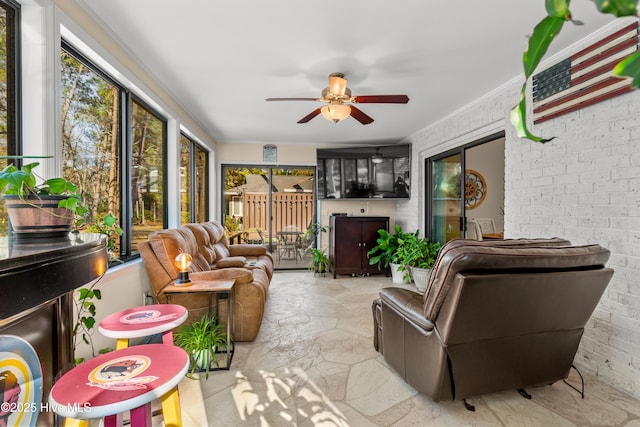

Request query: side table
[
  {"left": 162, "top": 280, "right": 236, "bottom": 370},
  {"left": 49, "top": 344, "right": 188, "bottom": 427}
]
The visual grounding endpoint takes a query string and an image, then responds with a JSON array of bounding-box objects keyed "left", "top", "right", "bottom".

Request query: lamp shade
[
  {"left": 371, "top": 148, "right": 384, "bottom": 164},
  {"left": 321, "top": 103, "right": 351, "bottom": 123},
  {"left": 175, "top": 253, "right": 193, "bottom": 271},
  {"left": 328, "top": 73, "right": 348, "bottom": 96},
  {"left": 174, "top": 253, "right": 193, "bottom": 285}
]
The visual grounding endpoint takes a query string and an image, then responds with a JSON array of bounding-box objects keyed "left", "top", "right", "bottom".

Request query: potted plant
[
  {"left": 307, "top": 247, "right": 331, "bottom": 276},
  {"left": 394, "top": 231, "right": 441, "bottom": 292},
  {"left": 367, "top": 224, "right": 401, "bottom": 270},
  {"left": 174, "top": 314, "right": 228, "bottom": 379},
  {"left": 367, "top": 224, "right": 414, "bottom": 284},
  {"left": 0, "top": 161, "right": 88, "bottom": 238}
]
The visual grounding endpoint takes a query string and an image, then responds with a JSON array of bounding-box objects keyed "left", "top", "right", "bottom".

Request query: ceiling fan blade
[
  {"left": 349, "top": 106, "right": 374, "bottom": 125},
  {"left": 266, "top": 97, "right": 320, "bottom": 102},
  {"left": 297, "top": 108, "right": 321, "bottom": 124},
  {"left": 353, "top": 95, "right": 410, "bottom": 104}
]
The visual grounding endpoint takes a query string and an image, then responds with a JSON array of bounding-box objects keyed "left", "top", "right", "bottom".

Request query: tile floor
[{"left": 192, "top": 271, "right": 640, "bottom": 426}]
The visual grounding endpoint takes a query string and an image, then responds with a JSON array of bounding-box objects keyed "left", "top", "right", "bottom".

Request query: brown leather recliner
[
  {"left": 138, "top": 221, "right": 273, "bottom": 341},
  {"left": 373, "top": 238, "right": 613, "bottom": 402}
]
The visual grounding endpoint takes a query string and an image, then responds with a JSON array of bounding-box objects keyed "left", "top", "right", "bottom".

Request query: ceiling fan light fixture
[
  {"left": 328, "top": 72, "right": 348, "bottom": 96},
  {"left": 321, "top": 103, "right": 351, "bottom": 123},
  {"left": 371, "top": 148, "right": 384, "bottom": 164}
]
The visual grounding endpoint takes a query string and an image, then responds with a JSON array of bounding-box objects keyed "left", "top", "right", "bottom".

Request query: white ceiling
[{"left": 75, "top": 1, "right": 614, "bottom": 147}]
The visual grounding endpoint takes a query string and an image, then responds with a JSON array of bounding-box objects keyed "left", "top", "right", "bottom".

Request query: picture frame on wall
[{"left": 263, "top": 144, "right": 277, "bottom": 162}]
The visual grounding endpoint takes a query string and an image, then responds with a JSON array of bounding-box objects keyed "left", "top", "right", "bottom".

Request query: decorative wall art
[{"left": 465, "top": 169, "right": 487, "bottom": 209}]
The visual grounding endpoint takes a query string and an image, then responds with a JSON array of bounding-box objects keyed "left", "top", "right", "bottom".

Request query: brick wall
[{"left": 400, "top": 21, "right": 640, "bottom": 398}]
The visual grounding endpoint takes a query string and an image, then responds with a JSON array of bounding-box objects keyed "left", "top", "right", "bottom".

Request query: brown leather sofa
[
  {"left": 373, "top": 238, "right": 613, "bottom": 403},
  {"left": 138, "top": 221, "right": 274, "bottom": 341}
]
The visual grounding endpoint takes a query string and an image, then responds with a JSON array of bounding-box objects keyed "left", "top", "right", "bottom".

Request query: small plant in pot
[
  {"left": 174, "top": 314, "right": 228, "bottom": 379},
  {"left": 307, "top": 247, "right": 331, "bottom": 276},
  {"left": 0, "top": 161, "right": 88, "bottom": 238}
]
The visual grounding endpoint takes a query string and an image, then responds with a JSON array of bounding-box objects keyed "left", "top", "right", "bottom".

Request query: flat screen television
[{"left": 316, "top": 143, "right": 411, "bottom": 199}]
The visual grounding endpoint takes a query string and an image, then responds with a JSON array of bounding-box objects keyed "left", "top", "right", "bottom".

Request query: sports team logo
[{"left": 87, "top": 355, "right": 158, "bottom": 391}]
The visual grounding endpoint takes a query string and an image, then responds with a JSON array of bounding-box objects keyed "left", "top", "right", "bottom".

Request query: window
[
  {"left": 180, "top": 134, "right": 191, "bottom": 224},
  {"left": 180, "top": 133, "right": 209, "bottom": 224},
  {"left": 0, "top": 0, "right": 18, "bottom": 160},
  {"left": 61, "top": 43, "right": 167, "bottom": 259},
  {"left": 0, "top": 0, "right": 19, "bottom": 235},
  {"left": 130, "top": 99, "right": 166, "bottom": 251}
]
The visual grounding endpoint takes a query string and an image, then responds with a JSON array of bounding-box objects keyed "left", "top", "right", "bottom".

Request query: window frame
[
  {"left": 180, "top": 131, "right": 209, "bottom": 224},
  {"left": 2, "top": 0, "right": 20, "bottom": 160},
  {"left": 61, "top": 41, "right": 168, "bottom": 261}
]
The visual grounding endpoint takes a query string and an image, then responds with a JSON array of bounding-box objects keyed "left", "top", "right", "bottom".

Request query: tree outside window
[{"left": 61, "top": 46, "right": 167, "bottom": 258}]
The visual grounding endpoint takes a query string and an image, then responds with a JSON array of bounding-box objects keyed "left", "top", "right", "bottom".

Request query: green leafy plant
[
  {"left": 394, "top": 231, "right": 442, "bottom": 280},
  {"left": 174, "top": 314, "right": 228, "bottom": 379},
  {"left": 70, "top": 216, "right": 122, "bottom": 365},
  {"left": 307, "top": 247, "right": 331, "bottom": 274},
  {"left": 0, "top": 162, "right": 89, "bottom": 223},
  {"left": 511, "top": 0, "right": 640, "bottom": 142},
  {"left": 73, "top": 275, "right": 111, "bottom": 365},
  {"left": 306, "top": 222, "right": 328, "bottom": 237},
  {"left": 367, "top": 224, "right": 409, "bottom": 269},
  {"left": 85, "top": 213, "right": 124, "bottom": 262},
  {"left": 300, "top": 221, "right": 328, "bottom": 253}
]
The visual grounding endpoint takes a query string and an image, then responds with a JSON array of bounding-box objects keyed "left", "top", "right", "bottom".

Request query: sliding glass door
[
  {"left": 428, "top": 152, "right": 463, "bottom": 243},
  {"left": 222, "top": 165, "right": 315, "bottom": 268},
  {"left": 426, "top": 132, "right": 505, "bottom": 245}
]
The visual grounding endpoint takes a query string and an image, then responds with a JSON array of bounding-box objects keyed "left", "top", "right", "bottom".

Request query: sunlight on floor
[{"left": 231, "top": 368, "right": 349, "bottom": 426}]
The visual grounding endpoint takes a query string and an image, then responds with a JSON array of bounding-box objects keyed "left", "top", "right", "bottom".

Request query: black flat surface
[{"left": 0, "top": 232, "right": 108, "bottom": 320}]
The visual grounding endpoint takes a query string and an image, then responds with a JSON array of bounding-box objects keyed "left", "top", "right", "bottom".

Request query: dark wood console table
[{"left": 0, "top": 232, "right": 107, "bottom": 426}]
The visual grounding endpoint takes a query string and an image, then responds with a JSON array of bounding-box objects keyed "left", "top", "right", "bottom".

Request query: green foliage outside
[
  {"left": 61, "top": 51, "right": 165, "bottom": 250},
  {"left": 224, "top": 167, "right": 314, "bottom": 190}
]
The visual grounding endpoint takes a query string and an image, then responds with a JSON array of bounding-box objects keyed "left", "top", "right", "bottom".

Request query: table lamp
[{"left": 175, "top": 252, "right": 193, "bottom": 286}]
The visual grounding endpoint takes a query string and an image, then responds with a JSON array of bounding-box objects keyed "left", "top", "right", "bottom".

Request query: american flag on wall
[{"left": 532, "top": 22, "right": 639, "bottom": 124}]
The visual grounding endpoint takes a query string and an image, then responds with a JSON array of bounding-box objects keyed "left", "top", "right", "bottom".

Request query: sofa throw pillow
[{"left": 216, "top": 256, "right": 247, "bottom": 268}]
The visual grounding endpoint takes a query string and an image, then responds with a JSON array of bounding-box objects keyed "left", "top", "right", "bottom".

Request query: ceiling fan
[{"left": 265, "top": 72, "right": 409, "bottom": 125}]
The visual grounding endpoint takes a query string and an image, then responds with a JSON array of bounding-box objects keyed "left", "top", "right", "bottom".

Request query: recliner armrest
[{"left": 379, "top": 287, "right": 435, "bottom": 333}]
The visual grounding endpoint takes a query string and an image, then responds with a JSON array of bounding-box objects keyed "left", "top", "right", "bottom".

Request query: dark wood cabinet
[{"left": 329, "top": 215, "right": 389, "bottom": 278}]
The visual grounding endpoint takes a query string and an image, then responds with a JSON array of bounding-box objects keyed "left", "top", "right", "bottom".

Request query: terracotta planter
[{"left": 3, "top": 195, "right": 74, "bottom": 239}]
